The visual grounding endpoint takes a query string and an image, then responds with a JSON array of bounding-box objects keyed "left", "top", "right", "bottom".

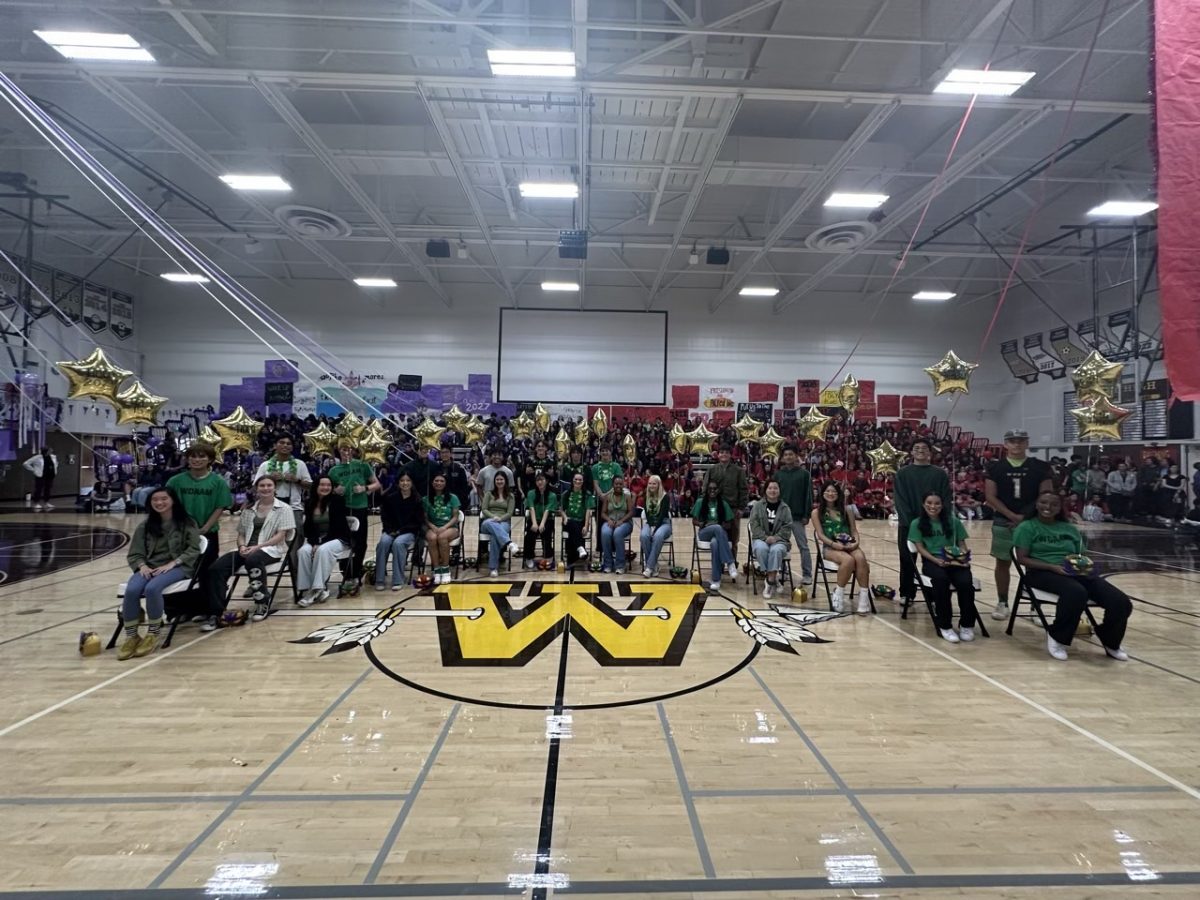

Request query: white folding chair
[{"left": 110, "top": 535, "right": 208, "bottom": 649}]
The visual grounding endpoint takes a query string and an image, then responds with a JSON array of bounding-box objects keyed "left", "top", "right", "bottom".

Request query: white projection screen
[{"left": 497, "top": 308, "right": 668, "bottom": 404}]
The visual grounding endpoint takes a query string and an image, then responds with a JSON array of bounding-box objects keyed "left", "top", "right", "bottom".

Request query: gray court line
[
  {"left": 146, "top": 669, "right": 373, "bottom": 889},
  {"left": 363, "top": 703, "right": 461, "bottom": 884},
  {"left": 0, "top": 605, "right": 119, "bottom": 647},
  {"left": 748, "top": 666, "right": 915, "bottom": 875},
  {"left": 692, "top": 784, "right": 1178, "bottom": 798},
  {"left": 656, "top": 702, "right": 716, "bottom": 879},
  {"left": 0, "top": 792, "right": 411, "bottom": 806}
]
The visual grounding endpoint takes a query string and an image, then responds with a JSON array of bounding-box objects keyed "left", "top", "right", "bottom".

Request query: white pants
[{"left": 296, "top": 539, "right": 348, "bottom": 590}]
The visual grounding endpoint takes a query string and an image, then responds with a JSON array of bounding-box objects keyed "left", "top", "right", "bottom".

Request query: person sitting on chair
[
  {"left": 118, "top": 487, "right": 201, "bottom": 660},
  {"left": 375, "top": 472, "right": 423, "bottom": 590},
  {"left": 296, "top": 476, "right": 353, "bottom": 607},
  {"left": 479, "top": 471, "right": 517, "bottom": 577},
  {"left": 561, "top": 472, "right": 595, "bottom": 565},
  {"left": 692, "top": 480, "right": 738, "bottom": 594},
  {"left": 748, "top": 479, "right": 793, "bottom": 600},
  {"left": 1014, "top": 491, "right": 1133, "bottom": 662},
  {"left": 599, "top": 473, "right": 635, "bottom": 574},
  {"left": 523, "top": 472, "right": 558, "bottom": 568},
  {"left": 909, "top": 491, "right": 978, "bottom": 643},
  {"left": 423, "top": 473, "right": 461, "bottom": 585},
  {"left": 811, "top": 481, "right": 871, "bottom": 615},
  {"left": 640, "top": 474, "right": 672, "bottom": 577}
]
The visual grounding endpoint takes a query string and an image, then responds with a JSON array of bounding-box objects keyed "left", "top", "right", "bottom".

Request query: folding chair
[
  {"left": 1007, "top": 548, "right": 1098, "bottom": 636},
  {"left": 560, "top": 515, "right": 593, "bottom": 567},
  {"left": 746, "top": 539, "right": 795, "bottom": 597},
  {"left": 108, "top": 535, "right": 208, "bottom": 649},
  {"left": 811, "top": 541, "right": 866, "bottom": 612},
  {"left": 475, "top": 512, "right": 514, "bottom": 572},
  {"left": 226, "top": 549, "right": 297, "bottom": 617},
  {"left": 905, "top": 540, "right": 989, "bottom": 637},
  {"left": 635, "top": 508, "right": 676, "bottom": 574},
  {"left": 421, "top": 510, "right": 466, "bottom": 577},
  {"left": 326, "top": 517, "right": 360, "bottom": 588}
]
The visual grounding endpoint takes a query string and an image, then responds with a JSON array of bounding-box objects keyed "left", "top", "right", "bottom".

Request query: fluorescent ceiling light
[
  {"left": 933, "top": 68, "right": 1035, "bottom": 96},
  {"left": 824, "top": 192, "right": 889, "bottom": 209},
  {"left": 488, "top": 48, "right": 575, "bottom": 77},
  {"left": 52, "top": 45, "right": 154, "bottom": 61},
  {"left": 1087, "top": 200, "right": 1158, "bottom": 217},
  {"left": 489, "top": 64, "right": 576, "bottom": 77},
  {"left": 34, "top": 30, "right": 154, "bottom": 61},
  {"left": 161, "top": 272, "right": 209, "bottom": 283},
  {"left": 541, "top": 281, "right": 580, "bottom": 292},
  {"left": 913, "top": 290, "right": 956, "bottom": 301},
  {"left": 220, "top": 174, "right": 292, "bottom": 192},
  {"left": 519, "top": 182, "right": 579, "bottom": 199},
  {"left": 353, "top": 277, "right": 397, "bottom": 288},
  {"left": 739, "top": 286, "right": 779, "bottom": 297}
]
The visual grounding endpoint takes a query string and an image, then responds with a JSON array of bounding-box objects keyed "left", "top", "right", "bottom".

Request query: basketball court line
[
  {"left": 874, "top": 617, "right": 1200, "bottom": 804},
  {"left": 657, "top": 702, "right": 716, "bottom": 878},
  {"left": 0, "top": 604, "right": 118, "bottom": 647},
  {"left": 0, "top": 792, "right": 410, "bottom": 806}
]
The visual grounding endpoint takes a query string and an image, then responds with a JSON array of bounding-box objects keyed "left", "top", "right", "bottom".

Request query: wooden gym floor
[{"left": 1, "top": 510, "right": 1198, "bottom": 899}]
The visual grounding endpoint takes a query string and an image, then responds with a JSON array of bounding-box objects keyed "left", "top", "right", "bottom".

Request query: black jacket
[
  {"left": 380, "top": 489, "right": 425, "bottom": 536},
  {"left": 304, "top": 494, "right": 353, "bottom": 545}
]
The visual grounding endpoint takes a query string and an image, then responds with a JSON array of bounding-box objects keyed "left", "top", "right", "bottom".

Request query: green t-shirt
[
  {"left": 591, "top": 461, "right": 623, "bottom": 493},
  {"left": 1070, "top": 469, "right": 1088, "bottom": 495},
  {"left": 561, "top": 490, "right": 595, "bottom": 521},
  {"left": 165, "top": 470, "right": 232, "bottom": 534},
  {"left": 908, "top": 516, "right": 968, "bottom": 557},
  {"left": 422, "top": 493, "right": 461, "bottom": 528},
  {"left": 527, "top": 491, "right": 559, "bottom": 519},
  {"left": 328, "top": 460, "right": 375, "bottom": 510},
  {"left": 1013, "top": 518, "right": 1086, "bottom": 566}
]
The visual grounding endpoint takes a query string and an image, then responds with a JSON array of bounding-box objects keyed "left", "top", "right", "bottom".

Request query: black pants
[
  {"left": 898, "top": 525, "right": 916, "bottom": 599},
  {"left": 1108, "top": 493, "right": 1130, "bottom": 519},
  {"left": 564, "top": 518, "right": 587, "bottom": 563},
  {"left": 206, "top": 549, "right": 275, "bottom": 616},
  {"left": 1024, "top": 571, "right": 1132, "bottom": 648},
  {"left": 921, "top": 561, "right": 978, "bottom": 630},
  {"left": 525, "top": 519, "right": 556, "bottom": 560},
  {"left": 196, "top": 531, "right": 220, "bottom": 594},
  {"left": 343, "top": 508, "right": 369, "bottom": 580},
  {"left": 33, "top": 476, "right": 53, "bottom": 503}
]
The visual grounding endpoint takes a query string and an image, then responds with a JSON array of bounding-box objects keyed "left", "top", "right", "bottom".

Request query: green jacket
[
  {"left": 127, "top": 519, "right": 202, "bottom": 575},
  {"left": 747, "top": 500, "right": 793, "bottom": 549},
  {"left": 702, "top": 461, "right": 749, "bottom": 510}
]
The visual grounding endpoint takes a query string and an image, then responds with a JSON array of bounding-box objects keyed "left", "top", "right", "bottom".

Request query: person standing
[
  {"left": 702, "top": 444, "right": 749, "bottom": 559},
  {"left": 559, "top": 445, "right": 593, "bottom": 496},
  {"left": 1105, "top": 461, "right": 1136, "bottom": 520},
  {"left": 166, "top": 442, "right": 231, "bottom": 584},
  {"left": 590, "top": 445, "right": 623, "bottom": 499},
  {"left": 473, "top": 447, "right": 515, "bottom": 501},
  {"left": 328, "top": 440, "right": 381, "bottom": 592},
  {"left": 775, "top": 445, "right": 814, "bottom": 582},
  {"left": 432, "top": 445, "right": 472, "bottom": 510},
  {"left": 892, "top": 439, "right": 952, "bottom": 607},
  {"left": 24, "top": 446, "right": 58, "bottom": 511},
  {"left": 984, "top": 429, "right": 1053, "bottom": 622},
  {"left": 254, "top": 434, "right": 312, "bottom": 576}
]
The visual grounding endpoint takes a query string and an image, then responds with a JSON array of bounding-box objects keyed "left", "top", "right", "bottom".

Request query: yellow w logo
[{"left": 434, "top": 583, "right": 706, "bottom": 666}]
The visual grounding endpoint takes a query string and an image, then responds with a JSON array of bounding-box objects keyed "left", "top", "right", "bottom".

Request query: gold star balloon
[
  {"left": 1072, "top": 350, "right": 1123, "bottom": 402},
  {"left": 302, "top": 422, "right": 338, "bottom": 457},
  {"left": 554, "top": 426, "right": 572, "bottom": 458},
  {"left": 462, "top": 415, "right": 488, "bottom": 445},
  {"left": 211, "top": 406, "right": 264, "bottom": 454},
  {"left": 357, "top": 429, "right": 391, "bottom": 464},
  {"left": 335, "top": 412, "right": 367, "bottom": 442},
  {"left": 866, "top": 440, "right": 907, "bottom": 477},
  {"left": 574, "top": 418, "right": 591, "bottom": 447},
  {"left": 198, "top": 425, "right": 224, "bottom": 452},
  {"left": 688, "top": 422, "right": 717, "bottom": 456},
  {"left": 534, "top": 403, "right": 551, "bottom": 434},
  {"left": 443, "top": 404, "right": 470, "bottom": 435},
  {"left": 112, "top": 381, "right": 168, "bottom": 426},
  {"left": 511, "top": 410, "right": 535, "bottom": 439},
  {"left": 732, "top": 413, "right": 765, "bottom": 445},
  {"left": 924, "top": 350, "right": 979, "bottom": 396},
  {"left": 838, "top": 373, "right": 861, "bottom": 418},
  {"left": 668, "top": 422, "right": 690, "bottom": 454},
  {"left": 55, "top": 348, "right": 132, "bottom": 402},
  {"left": 758, "top": 425, "right": 786, "bottom": 460},
  {"left": 591, "top": 408, "right": 608, "bottom": 440},
  {"left": 413, "top": 417, "right": 446, "bottom": 452},
  {"left": 1071, "top": 394, "right": 1131, "bottom": 441},
  {"left": 797, "top": 406, "right": 832, "bottom": 441},
  {"left": 621, "top": 433, "right": 638, "bottom": 465}
]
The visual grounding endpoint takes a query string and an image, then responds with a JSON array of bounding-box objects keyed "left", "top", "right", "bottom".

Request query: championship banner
[
  {"left": 109, "top": 290, "right": 134, "bottom": 340},
  {"left": 30, "top": 263, "right": 53, "bottom": 318},
  {"left": 82, "top": 282, "right": 109, "bottom": 333},
  {"left": 53, "top": 272, "right": 82, "bottom": 324},
  {"left": 1155, "top": 0, "right": 1200, "bottom": 399}
]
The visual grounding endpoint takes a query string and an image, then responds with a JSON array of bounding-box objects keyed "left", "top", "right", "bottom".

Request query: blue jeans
[
  {"left": 375, "top": 532, "right": 416, "bottom": 586},
  {"left": 481, "top": 519, "right": 512, "bottom": 570},
  {"left": 753, "top": 539, "right": 787, "bottom": 576},
  {"left": 601, "top": 520, "right": 633, "bottom": 569},
  {"left": 123, "top": 567, "right": 190, "bottom": 622},
  {"left": 640, "top": 521, "right": 672, "bottom": 571},
  {"left": 698, "top": 524, "right": 734, "bottom": 583}
]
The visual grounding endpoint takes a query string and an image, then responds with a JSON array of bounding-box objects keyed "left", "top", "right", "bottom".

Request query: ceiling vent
[
  {"left": 273, "top": 205, "right": 353, "bottom": 238},
  {"left": 804, "top": 220, "right": 877, "bottom": 253}
]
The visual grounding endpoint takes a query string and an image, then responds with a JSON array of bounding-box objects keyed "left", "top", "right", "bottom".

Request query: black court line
[
  {"left": 0, "top": 605, "right": 119, "bottom": 647},
  {"left": 528, "top": 623, "right": 571, "bottom": 900}
]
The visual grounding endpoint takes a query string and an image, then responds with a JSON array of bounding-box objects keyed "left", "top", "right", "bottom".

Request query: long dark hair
[
  {"left": 701, "top": 481, "right": 730, "bottom": 523},
  {"left": 492, "top": 471, "right": 509, "bottom": 499},
  {"left": 532, "top": 472, "right": 551, "bottom": 505},
  {"left": 917, "top": 491, "right": 952, "bottom": 538},
  {"left": 818, "top": 480, "right": 848, "bottom": 524},
  {"left": 305, "top": 476, "right": 335, "bottom": 516},
  {"left": 146, "top": 487, "right": 189, "bottom": 538}
]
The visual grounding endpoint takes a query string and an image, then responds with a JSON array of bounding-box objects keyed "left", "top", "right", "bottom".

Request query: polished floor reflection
[{"left": 1, "top": 511, "right": 1198, "bottom": 899}]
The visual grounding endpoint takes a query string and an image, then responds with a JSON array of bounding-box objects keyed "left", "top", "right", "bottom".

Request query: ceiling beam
[
  {"left": 708, "top": 100, "right": 900, "bottom": 312},
  {"left": 773, "top": 104, "right": 1056, "bottom": 313},
  {"left": 407, "top": 0, "right": 514, "bottom": 49},
  {"left": 155, "top": 0, "right": 222, "bottom": 57},
  {"left": 251, "top": 77, "right": 454, "bottom": 305},
  {"left": 475, "top": 105, "right": 518, "bottom": 223},
  {"left": 645, "top": 95, "right": 741, "bottom": 307},
  {"left": 925, "top": 0, "right": 1016, "bottom": 86},
  {"left": 647, "top": 98, "right": 691, "bottom": 226}
]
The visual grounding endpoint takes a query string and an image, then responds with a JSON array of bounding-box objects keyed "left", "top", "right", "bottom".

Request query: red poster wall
[
  {"left": 748, "top": 382, "right": 779, "bottom": 403},
  {"left": 671, "top": 385, "right": 700, "bottom": 408}
]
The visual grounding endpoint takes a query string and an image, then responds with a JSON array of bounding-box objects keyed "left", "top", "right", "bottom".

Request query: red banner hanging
[
  {"left": 671, "top": 385, "right": 700, "bottom": 408},
  {"left": 748, "top": 382, "right": 779, "bottom": 403}
]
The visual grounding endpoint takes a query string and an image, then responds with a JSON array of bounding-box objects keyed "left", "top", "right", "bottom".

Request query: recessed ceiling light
[
  {"left": 353, "top": 277, "right": 398, "bottom": 288},
  {"left": 541, "top": 281, "right": 580, "bottom": 292},
  {"left": 824, "top": 192, "right": 889, "bottom": 209},
  {"left": 488, "top": 49, "right": 575, "bottom": 77},
  {"left": 220, "top": 174, "right": 292, "bottom": 192},
  {"left": 34, "top": 30, "right": 154, "bottom": 61},
  {"left": 161, "top": 272, "right": 209, "bottom": 283},
  {"left": 519, "top": 182, "right": 579, "bottom": 199},
  {"left": 933, "top": 68, "right": 1035, "bottom": 96},
  {"left": 913, "top": 290, "right": 956, "bottom": 301},
  {"left": 739, "top": 286, "right": 779, "bottom": 297},
  {"left": 1086, "top": 200, "right": 1158, "bottom": 217}
]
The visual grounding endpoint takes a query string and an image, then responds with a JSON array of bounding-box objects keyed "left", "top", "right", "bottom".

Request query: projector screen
[{"left": 497, "top": 308, "right": 668, "bottom": 404}]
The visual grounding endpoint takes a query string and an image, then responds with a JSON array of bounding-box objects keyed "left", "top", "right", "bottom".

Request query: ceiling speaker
[{"left": 706, "top": 247, "right": 730, "bottom": 265}]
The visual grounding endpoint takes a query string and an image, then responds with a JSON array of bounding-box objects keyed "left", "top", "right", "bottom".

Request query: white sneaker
[
  {"left": 443, "top": 572, "right": 453, "bottom": 584},
  {"left": 831, "top": 587, "right": 844, "bottom": 613},
  {"left": 251, "top": 603, "right": 269, "bottom": 622},
  {"left": 199, "top": 616, "right": 218, "bottom": 632},
  {"left": 762, "top": 583, "right": 774, "bottom": 600},
  {"left": 42, "top": 502, "right": 54, "bottom": 510},
  {"left": 1105, "top": 645, "right": 1129, "bottom": 661},
  {"left": 991, "top": 602, "right": 1009, "bottom": 621},
  {"left": 708, "top": 581, "right": 721, "bottom": 593},
  {"left": 315, "top": 589, "right": 329, "bottom": 604},
  {"left": 958, "top": 627, "right": 976, "bottom": 642},
  {"left": 940, "top": 628, "right": 960, "bottom": 643},
  {"left": 31, "top": 502, "right": 43, "bottom": 511},
  {"left": 856, "top": 590, "right": 871, "bottom": 615},
  {"left": 489, "top": 569, "right": 499, "bottom": 577},
  {"left": 1047, "top": 634, "right": 1069, "bottom": 661},
  {"left": 727, "top": 562, "right": 740, "bottom": 579},
  {"left": 507, "top": 542, "right": 518, "bottom": 556},
  {"left": 642, "top": 568, "right": 651, "bottom": 577},
  {"left": 577, "top": 546, "right": 588, "bottom": 559},
  {"left": 297, "top": 592, "right": 315, "bottom": 608},
  {"left": 615, "top": 567, "right": 625, "bottom": 575},
  {"left": 525, "top": 560, "right": 536, "bottom": 570}
]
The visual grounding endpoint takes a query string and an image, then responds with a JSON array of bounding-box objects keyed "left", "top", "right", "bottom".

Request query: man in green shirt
[
  {"left": 702, "top": 444, "right": 749, "bottom": 559},
  {"left": 559, "top": 445, "right": 593, "bottom": 495},
  {"left": 775, "top": 445, "right": 813, "bottom": 580},
  {"left": 892, "top": 438, "right": 952, "bottom": 605},
  {"left": 165, "top": 441, "right": 232, "bottom": 580},
  {"left": 591, "top": 445, "right": 623, "bottom": 498},
  {"left": 329, "top": 440, "right": 381, "bottom": 589}
]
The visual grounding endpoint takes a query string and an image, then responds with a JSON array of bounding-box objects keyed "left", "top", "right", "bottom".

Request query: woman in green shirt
[
  {"left": 423, "top": 473, "right": 462, "bottom": 584},
  {"left": 479, "top": 471, "right": 516, "bottom": 576},
  {"left": 599, "top": 473, "right": 635, "bottom": 573},
  {"left": 524, "top": 472, "right": 558, "bottom": 567},
  {"left": 640, "top": 474, "right": 672, "bottom": 577},
  {"left": 810, "top": 481, "right": 871, "bottom": 614},
  {"left": 561, "top": 472, "right": 595, "bottom": 565},
  {"left": 909, "top": 492, "right": 977, "bottom": 643},
  {"left": 691, "top": 481, "right": 737, "bottom": 592},
  {"left": 1014, "top": 491, "right": 1132, "bottom": 662}
]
